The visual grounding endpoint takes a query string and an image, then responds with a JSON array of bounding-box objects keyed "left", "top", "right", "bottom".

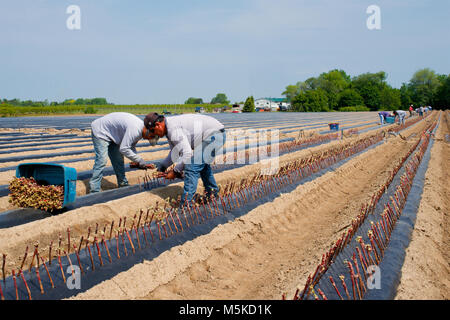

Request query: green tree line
[
  {"left": 0, "top": 97, "right": 110, "bottom": 107},
  {"left": 184, "top": 93, "right": 230, "bottom": 105},
  {"left": 0, "top": 104, "right": 228, "bottom": 117},
  {"left": 283, "top": 68, "right": 450, "bottom": 112}
]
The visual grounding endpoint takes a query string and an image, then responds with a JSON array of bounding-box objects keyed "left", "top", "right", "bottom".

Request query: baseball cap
[{"left": 144, "top": 112, "right": 166, "bottom": 129}]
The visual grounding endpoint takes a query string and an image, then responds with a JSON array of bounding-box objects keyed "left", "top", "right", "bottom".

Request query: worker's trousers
[
  {"left": 89, "top": 134, "right": 128, "bottom": 193},
  {"left": 181, "top": 130, "right": 226, "bottom": 204},
  {"left": 379, "top": 114, "right": 385, "bottom": 125}
]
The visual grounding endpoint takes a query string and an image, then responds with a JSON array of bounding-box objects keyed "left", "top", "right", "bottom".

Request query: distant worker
[
  {"left": 409, "top": 105, "right": 414, "bottom": 116},
  {"left": 144, "top": 113, "right": 226, "bottom": 204},
  {"left": 378, "top": 111, "right": 391, "bottom": 125},
  {"left": 419, "top": 106, "right": 424, "bottom": 117},
  {"left": 89, "top": 112, "right": 155, "bottom": 193},
  {"left": 393, "top": 110, "right": 407, "bottom": 125}
]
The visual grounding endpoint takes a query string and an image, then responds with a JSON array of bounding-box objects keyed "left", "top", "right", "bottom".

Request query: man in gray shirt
[
  {"left": 393, "top": 110, "right": 407, "bottom": 125},
  {"left": 144, "top": 112, "right": 226, "bottom": 204},
  {"left": 89, "top": 112, "right": 154, "bottom": 193}
]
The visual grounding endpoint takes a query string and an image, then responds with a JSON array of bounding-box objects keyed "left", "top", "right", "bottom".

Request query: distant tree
[
  {"left": 408, "top": 68, "right": 441, "bottom": 106},
  {"left": 242, "top": 96, "right": 255, "bottom": 112},
  {"left": 184, "top": 97, "right": 204, "bottom": 104},
  {"left": 435, "top": 74, "right": 450, "bottom": 109},
  {"left": 210, "top": 93, "right": 230, "bottom": 104},
  {"left": 292, "top": 89, "right": 329, "bottom": 112},
  {"left": 380, "top": 86, "right": 401, "bottom": 110},
  {"left": 89, "top": 98, "right": 108, "bottom": 105},
  {"left": 63, "top": 99, "right": 76, "bottom": 105},
  {"left": 337, "top": 89, "right": 364, "bottom": 109},
  {"left": 399, "top": 83, "right": 413, "bottom": 108},
  {"left": 282, "top": 82, "right": 304, "bottom": 102},
  {"left": 317, "top": 70, "right": 351, "bottom": 110},
  {"left": 351, "top": 71, "right": 387, "bottom": 110},
  {"left": 300, "top": 77, "right": 320, "bottom": 91}
]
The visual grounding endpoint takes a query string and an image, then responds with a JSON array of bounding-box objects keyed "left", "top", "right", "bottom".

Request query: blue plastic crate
[
  {"left": 16, "top": 163, "right": 77, "bottom": 207},
  {"left": 328, "top": 123, "right": 339, "bottom": 131},
  {"left": 385, "top": 116, "right": 395, "bottom": 124}
]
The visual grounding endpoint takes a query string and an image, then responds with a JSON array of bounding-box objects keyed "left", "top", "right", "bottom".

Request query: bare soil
[
  {"left": 395, "top": 111, "right": 450, "bottom": 299},
  {"left": 0, "top": 113, "right": 446, "bottom": 300}
]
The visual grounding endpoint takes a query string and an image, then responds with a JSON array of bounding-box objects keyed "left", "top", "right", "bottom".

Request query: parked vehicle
[{"left": 195, "top": 106, "right": 205, "bottom": 113}]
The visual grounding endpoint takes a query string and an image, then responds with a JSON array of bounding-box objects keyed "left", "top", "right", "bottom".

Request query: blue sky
[{"left": 1, "top": 0, "right": 449, "bottom": 104}]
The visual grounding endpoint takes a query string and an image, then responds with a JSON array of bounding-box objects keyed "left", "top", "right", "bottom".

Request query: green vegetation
[
  {"left": 292, "top": 89, "right": 329, "bottom": 112},
  {"left": 84, "top": 106, "right": 98, "bottom": 114},
  {"left": 3, "top": 69, "right": 448, "bottom": 117},
  {"left": 284, "top": 68, "right": 450, "bottom": 112},
  {"left": 1, "top": 97, "right": 110, "bottom": 107},
  {"left": 184, "top": 97, "right": 204, "bottom": 104},
  {"left": 0, "top": 104, "right": 227, "bottom": 117},
  {"left": 210, "top": 93, "right": 230, "bottom": 104},
  {"left": 242, "top": 96, "right": 255, "bottom": 112}
]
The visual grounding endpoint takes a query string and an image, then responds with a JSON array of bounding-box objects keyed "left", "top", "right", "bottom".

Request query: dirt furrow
[
  {"left": 69, "top": 115, "right": 434, "bottom": 299},
  {"left": 395, "top": 111, "right": 450, "bottom": 299}
]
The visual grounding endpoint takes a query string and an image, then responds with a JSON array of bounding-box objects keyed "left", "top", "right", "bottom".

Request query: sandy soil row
[
  {"left": 0, "top": 113, "right": 435, "bottom": 300},
  {"left": 395, "top": 111, "right": 450, "bottom": 299},
  {"left": 0, "top": 117, "right": 412, "bottom": 277},
  {"left": 64, "top": 114, "right": 437, "bottom": 299}
]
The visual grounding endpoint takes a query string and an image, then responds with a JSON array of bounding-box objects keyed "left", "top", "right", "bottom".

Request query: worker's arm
[
  {"left": 169, "top": 128, "right": 192, "bottom": 174},
  {"left": 119, "top": 128, "right": 146, "bottom": 166},
  {"left": 158, "top": 149, "right": 173, "bottom": 172}
]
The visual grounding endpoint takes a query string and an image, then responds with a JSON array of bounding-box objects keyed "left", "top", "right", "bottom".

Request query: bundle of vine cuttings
[{"left": 8, "top": 177, "right": 64, "bottom": 212}]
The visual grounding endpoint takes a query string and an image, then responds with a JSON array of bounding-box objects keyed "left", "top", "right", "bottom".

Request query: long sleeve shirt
[
  {"left": 91, "top": 112, "right": 146, "bottom": 165},
  {"left": 395, "top": 110, "right": 407, "bottom": 117},
  {"left": 160, "top": 114, "right": 224, "bottom": 173},
  {"left": 378, "top": 111, "right": 391, "bottom": 118}
]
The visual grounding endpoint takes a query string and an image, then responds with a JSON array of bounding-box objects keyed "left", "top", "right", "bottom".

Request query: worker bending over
[
  {"left": 378, "top": 111, "right": 391, "bottom": 125},
  {"left": 89, "top": 112, "right": 155, "bottom": 193},
  {"left": 393, "top": 110, "right": 407, "bottom": 125},
  {"left": 144, "top": 112, "right": 226, "bottom": 204}
]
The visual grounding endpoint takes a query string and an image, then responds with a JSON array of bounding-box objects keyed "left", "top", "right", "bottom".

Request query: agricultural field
[{"left": 0, "top": 110, "right": 447, "bottom": 301}]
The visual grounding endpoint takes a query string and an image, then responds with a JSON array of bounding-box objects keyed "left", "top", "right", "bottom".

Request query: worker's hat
[{"left": 144, "top": 112, "right": 164, "bottom": 129}]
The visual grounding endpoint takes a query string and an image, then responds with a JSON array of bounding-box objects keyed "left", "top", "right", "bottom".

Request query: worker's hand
[
  {"left": 156, "top": 163, "right": 167, "bottom": 172},
  {"left": 141, "top": 163, "right": 155, "bottom": 170},
  {"left": 130, "top": 162, "right": 155, "bottom": 170},
  {"left": 130, "top": 162, "right": 140, "bottom": 168},
  {"left": 156, "top": 170, "right": 182, "bottom": 180},
  {"left": 165, "top": 170, "right": 177, "bottom": 180}
]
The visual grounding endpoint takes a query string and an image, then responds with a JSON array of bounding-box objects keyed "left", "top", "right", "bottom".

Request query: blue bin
[
  {"left": 16, "top": 163, "right": 77, "bottom": 208},
  {"left": 385, "top": 116, "right": 395, "bottom": 124},
  {"left": 329, "top": 123, "right": 339, "bottom": 131}
]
